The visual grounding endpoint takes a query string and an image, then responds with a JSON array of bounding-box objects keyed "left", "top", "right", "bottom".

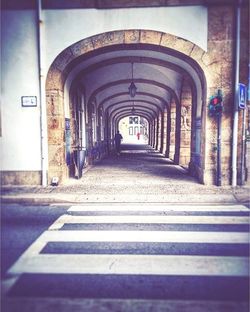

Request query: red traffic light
[
  {"left": 211, "top": 97, "right": 218, "bottom": 105},
  {"left": 210, "top": 96, "right": 222, "bottom": 105}
]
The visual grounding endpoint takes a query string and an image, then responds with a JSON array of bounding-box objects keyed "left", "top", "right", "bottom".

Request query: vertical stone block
[
  {"left": 47, "top": 91, "right": 65, "bottom": 117},
  {"left": 46, "top": 65, "right": 64, "bottom": 91},
  {"left": 160, "top": 33, "right": 177, "bottom": 48},
  {"left": 140, "top": 30, "right": 162, "bottom": 45},
  {"left": 70, "top": 38, "right": 94, "bottom": 57},
  {"left": 92, "top": 31, "right": 125, "bottom": 49},
  {"left": 53, "top": 48, "right": 74, "bottom": 72},
  {"left": 124, "top": 30, "right": 140, "bottom": 44}
]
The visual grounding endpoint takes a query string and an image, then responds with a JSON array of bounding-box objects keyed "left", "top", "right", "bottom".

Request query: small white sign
[
  {"left": 21, "top": 96, "right": 37, "bottom": 107},
  {"left": 238, "top": 83, "right": 246, "bottom": 109}
]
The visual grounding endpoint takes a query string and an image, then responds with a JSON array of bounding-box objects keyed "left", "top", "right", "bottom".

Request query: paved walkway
[{"left": 1, "top": 144, "right": 250, "bottom": 204}]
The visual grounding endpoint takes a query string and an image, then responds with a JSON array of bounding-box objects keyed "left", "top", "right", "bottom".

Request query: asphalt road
[
  {"left": 1, "top": 202, "right": 249, "bottom": 312},
  {"left": 1, "top": 203, "right": 69, "bottom": 278}
]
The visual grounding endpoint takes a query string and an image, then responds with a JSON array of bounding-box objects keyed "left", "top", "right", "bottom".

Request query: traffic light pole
[
  {"left": 217, "top": 112, "right": 222, "bottom": 186},
  {"left": 231, "top": 0, "right": 241, "bottom": 187},
  {"left": 240, "top": 106, "right": 246, "bottom": 185},
  {"left": 208, "top": 90, "right": 223, "bottom": 186}
]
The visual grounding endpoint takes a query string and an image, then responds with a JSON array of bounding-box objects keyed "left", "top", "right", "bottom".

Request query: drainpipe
[
  {"left": 231, "top": 0, "right": 241, "bottom": 187},
  {"left": 37, "top": 0, "right": 48, "bottom": 186}
]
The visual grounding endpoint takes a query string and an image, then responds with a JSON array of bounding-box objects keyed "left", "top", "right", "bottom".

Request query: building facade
[{"left": 1, "top": 0, "right": 249, "bottom": 186}]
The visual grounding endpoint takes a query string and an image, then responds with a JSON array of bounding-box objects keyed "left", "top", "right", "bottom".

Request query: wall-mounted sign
[
  {"left": 238, "top": 83, "right": 246, "bottom": 110},
  {"left": 21, "top": 96, "right": 37, "bottom": 107},
  {"left": 65, "top": 118, "right": 71, "bottom": 166}
]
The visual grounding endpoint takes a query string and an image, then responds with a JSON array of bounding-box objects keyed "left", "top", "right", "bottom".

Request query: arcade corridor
[
  {"left": 46, "top": 33, "right": 207, "bottom": 187},
  {"left": 49, "top": 143, "right": 229, "bottom": 204}
]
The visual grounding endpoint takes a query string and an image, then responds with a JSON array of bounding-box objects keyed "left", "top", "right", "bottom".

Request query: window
[
  {"left": 100, "top": 115, "right": 104, "bottom": 141},
  {"left": 129, "top": 116, "right": 139, "bottom": 124}
]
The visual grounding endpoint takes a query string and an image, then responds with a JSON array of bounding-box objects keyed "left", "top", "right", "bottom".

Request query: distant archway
[{"left": 118, "top": 115, "right": 149, "bottom": 145}]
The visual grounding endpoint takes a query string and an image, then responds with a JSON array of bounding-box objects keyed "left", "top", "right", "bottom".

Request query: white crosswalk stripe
[
  {"left": 9, "top": 253, "right": 248, "bottom": 276},
  {"left": 48, "top": 215, "right": 249, "bottom": 230},
  {"left": 5, "top": 203, "right": 250, "bottom": 310},
  {"left": 68, "top": 204, "right": 250, "bottom": 212},
  {"left": 27, "top": 229, "right": 249, "bottom": 244},
  {"left": 8, "top": 204, "right": 249, "bottom": 276}
]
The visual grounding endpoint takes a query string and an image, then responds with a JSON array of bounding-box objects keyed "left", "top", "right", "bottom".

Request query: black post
[{"left": 217, "top": 112, "right": 222, "bottom": 186}]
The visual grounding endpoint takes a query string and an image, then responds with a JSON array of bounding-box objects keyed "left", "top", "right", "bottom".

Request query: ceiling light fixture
[
  {"left": 128, "top": 62, "right": 137, "bottom": 98},
  {"left": 131, "top": 101, "right": 136, "bottom": 115}
]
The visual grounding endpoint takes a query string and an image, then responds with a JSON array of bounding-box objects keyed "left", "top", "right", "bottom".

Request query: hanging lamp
[
  {"left": 128, "top": 62, "right": 137, "bottom": 97},
  {"left": 131, "top": 101, "right": 136, "bottom": 115}
]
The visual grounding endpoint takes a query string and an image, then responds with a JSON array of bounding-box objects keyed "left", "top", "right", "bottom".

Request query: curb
[
  {"left": 1, "top": 193, "right": 248, "bottom": 205},
  {"left": 1, "top": 196, "right": 76, "bottom": 205}
]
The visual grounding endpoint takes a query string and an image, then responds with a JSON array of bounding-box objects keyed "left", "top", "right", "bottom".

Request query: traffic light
[{"left": 208, "top": 93, "right": 223, "bottom": 116}]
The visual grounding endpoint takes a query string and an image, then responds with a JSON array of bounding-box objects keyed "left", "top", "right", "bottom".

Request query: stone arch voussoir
[{"left": 46, "top": 30, "right": 210, "bottom": 92}]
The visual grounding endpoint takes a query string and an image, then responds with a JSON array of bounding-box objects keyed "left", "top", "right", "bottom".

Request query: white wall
[
  {"left": 44, "top": 6, "right": 207, "bottom": 72},
  {"left": 1, "top": 10, "right": 41, "bottom": 171},
  {"left": 1, "top": 6, "right": 207, "bottom": 173}
]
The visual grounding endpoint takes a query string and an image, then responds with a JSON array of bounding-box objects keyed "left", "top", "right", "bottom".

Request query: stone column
[
  {"left": 204, "top": 5, "right": 235, "bottom": 185},
  {"left": 155, "top": 117, "right": 159, "bottom": 150},
  {"left": 157, "top": 113, "right": 162, "bottom": 152},
  {"left": 169, "top": 98, "right": 176, "bottom": 160},
  {"left": 162, "top": 108, "right": 168, "bottom": 156},
  {"left": 47, "top": 90, "right": 68, "bottom": 184},
  {"left": 179, "top": 79, "right": 192, "bottom": 167}
]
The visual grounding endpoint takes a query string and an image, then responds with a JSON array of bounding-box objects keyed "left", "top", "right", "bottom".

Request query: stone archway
[{"left": 46, "top": 30, "right": 213, "bottom": 184}]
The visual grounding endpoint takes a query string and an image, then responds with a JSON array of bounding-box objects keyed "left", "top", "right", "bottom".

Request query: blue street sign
[{"left": 238, "top": 83, "right": 246, "bottom": 109}]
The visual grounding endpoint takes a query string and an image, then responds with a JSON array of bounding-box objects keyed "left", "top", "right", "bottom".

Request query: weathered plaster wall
[
  {"left": 44, "top": 6, "right": 208, "bottom": 72},
  {"left": 1, "top": 10, "right": 41, "bottom": 184}
]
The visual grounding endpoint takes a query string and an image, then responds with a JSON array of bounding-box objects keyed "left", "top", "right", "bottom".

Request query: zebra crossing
[{"left": 4, "top": 203, "right": 250, "bottom": 311}]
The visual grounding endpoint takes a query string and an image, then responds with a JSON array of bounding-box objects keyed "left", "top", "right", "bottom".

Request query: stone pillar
[
  {"left": 204, "top": 5, "right": 235, "bottom": 185},
  {"left": 165, "top": 108, "right": 171, "bottom": 158},
  {"left": 174, "top": 103, "right": 181, "bottom": 164},
  {"left": 159, "top": 111, "right": 165, "bottom": 153},
  {"left": 47, "top": 90, "right": 68, "bottom": 184},
  {"left": 155, "top": 116, "right": 160, "bottom": 150},
  {"left": 169, "top": 99, "right": 176, "bottom": 160},
  {"left": 179, "top": 79, "right": 192, "bottom": 167},
  {"left": 157, "top": 113, "right": 162, "bottom": 152},
  {"left": 150, "top": 120, "right": 155, "bottom": 147},
  {"left": 162, "top": 108, "right": 168, "bottom": 155},
  {"left": 152, "top": 118, "right": 156, "bottom": 149}
]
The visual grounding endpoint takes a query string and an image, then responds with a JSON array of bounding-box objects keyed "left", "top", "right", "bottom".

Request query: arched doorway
[{"left": 46, "top": 30, "right": 210, "bottom": 184}]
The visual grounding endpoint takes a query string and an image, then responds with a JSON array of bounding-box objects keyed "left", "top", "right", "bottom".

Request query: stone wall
[
  {"left": 179, "top": 78, "right": 192, "bottom": 168},
  {"left": 1, "top": 171, "right": 42, "bottom": 185}
]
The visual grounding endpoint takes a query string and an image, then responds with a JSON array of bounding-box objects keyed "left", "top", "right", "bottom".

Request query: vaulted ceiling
[{"left": 65, "top": 44, "right": 203, "bottom": 123}]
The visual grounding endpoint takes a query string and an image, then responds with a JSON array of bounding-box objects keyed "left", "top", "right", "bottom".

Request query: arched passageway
[{"left": 46, "top": 30, "right": 211, "bottom": 185}]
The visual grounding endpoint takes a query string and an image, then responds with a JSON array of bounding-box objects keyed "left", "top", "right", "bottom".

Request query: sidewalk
[
  {"left": 1, "top": 146, "right": 250, "bottom": 205},
  {"left": 1, "top": 185, "right": 249, "bottom": 205}
]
